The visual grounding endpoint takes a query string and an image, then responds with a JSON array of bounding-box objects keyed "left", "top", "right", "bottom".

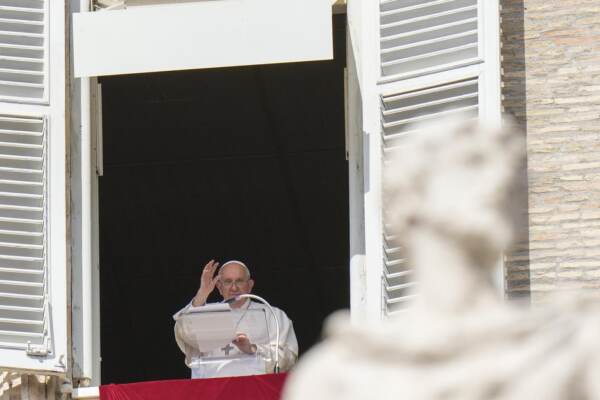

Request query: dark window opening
[{"left": 98, "top": 15, "right": 349, "bottom": 384}]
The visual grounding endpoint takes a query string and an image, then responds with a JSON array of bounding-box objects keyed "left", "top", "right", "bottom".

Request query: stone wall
[{"left": 501, "top": 0, "right": 600, "bottom": 302}]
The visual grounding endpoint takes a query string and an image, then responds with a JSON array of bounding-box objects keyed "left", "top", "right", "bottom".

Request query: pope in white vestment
[{"left": 174, "top": 260, "right": 299, "bottom": 379}]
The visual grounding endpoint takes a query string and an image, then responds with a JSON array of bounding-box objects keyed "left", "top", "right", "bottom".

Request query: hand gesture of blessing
[{"left": 192, "top": 260, "right": 219, "bottom": 306}]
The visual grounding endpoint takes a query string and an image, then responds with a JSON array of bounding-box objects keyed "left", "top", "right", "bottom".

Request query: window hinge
[{"left": 26, "top": 342, "right": 50, "bottom": 357}]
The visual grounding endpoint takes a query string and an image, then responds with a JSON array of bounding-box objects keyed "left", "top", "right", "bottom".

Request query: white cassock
[{"left": 174, "top": 300, "right": 298, "bottom": 379}]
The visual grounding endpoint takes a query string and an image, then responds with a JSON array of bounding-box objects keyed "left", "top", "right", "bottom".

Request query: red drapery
[{"left": 100, "top": 373, "right": 288, "bottom": 400}]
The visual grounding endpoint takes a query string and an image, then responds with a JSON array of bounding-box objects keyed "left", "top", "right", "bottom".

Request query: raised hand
[{"left": 192, "top": 260, "right": 219, "bottom": 306}]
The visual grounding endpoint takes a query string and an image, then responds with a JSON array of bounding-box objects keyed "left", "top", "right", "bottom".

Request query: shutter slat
[
  {"left": 0, "top": 178, "right": 43, "bottom": 185},
  {"left": 0, "top": 330, "right": 43, "bottom": 338},
  {"left": 0, "top": 30, "right": 44, "bottom": 39},
  {"left": 0, "top": 128, "right": 43, "bottom": 135},
  {"left": 383, "top": 92, "right": 478, "bottom": 116},
  {"left": 0, "top": 116, "right": 42, "bottom": 124},
  {"left": 0, "top": 305, "right": 43, "bottom": 328},
  {"left": 0, "top": 291, "right": 42, "bottom": 300},
  {"left": 0, "top": 18, "right": 43, "bottom": 27},
  {"left": 386, "top": 281, "right": 417, "bottom": 292},
  {"left": 0, "top": 244, "right": 42, "bottom": 251},
  {"left": 0, "top": 80, "right": 44, "bottom": 89},
  {"left": 0, "top": 279, "right": 43, "bottom": 287},
  {"left": 380, "top": 5, "right": 477, "bottom": 30},
  {"left": 381, "top": 29, "right": 477, "bottom": 54},
  {"left": 384, "top": 245, "right": 401, "bottom": 255},
  {"left": 0, "top": 54, "right": 43, "bottom": 63},
  {"left": 386, "top": 294, "right": 417, "bottom": 304},
  {"left": 384, "top": 257, "right": 407, "bottom": 267},
  {"left": 0, "top": 265, "right": 42, "bottom": 273},
  {"left": 0, "top": 228, "right": 42, "bottom": 236},
  {"left": 381, "top": 17, "right": 478, "bottom": 44},
  {"left": 385, "top": 270, "right": 414, "bottom": 280},
  {"left": 384, "top": 234, "right": 398, "bottom": 242},
  {"left": 383, "top": 132, "right": 409, "bottom": 144},
  {"left": 0, "top": 141, "right": 42, "bottom": 149},
  {"left": 0, "top": 166, "right": 42, "bottom": 174},
  {"left": 381, "top": 0, "right": 460, "bottom": 17},
  {"left": 0, "top": 192, "right": 42, "bottom": 199},
  {"left": 381, "top": 42, "right": 478, "bottom": 68},
  {"left": 0, "top": 216, "right": 43, "bottom": 225},
  {"left": 383, "top": 144, "right": 405, "bottom": 154},
  {"left": 0, "top": 316, "right": 42, "bottom": 325},
  {"left": 0, "top": 330, "right": 44, "bottom": 347},
  {"left": 0, "top": 343, "right": 26, "bottom": 349},
  {"left": 0, "top": 6, "right": 43, "bottom": 14},
  {"left": 0, "top": 304, "right": 42, "bottom": 313},
  {"left": 383, "top": 79, "right": 476, "bottom": 102},
  {"left": 0, "top": 43, "right": 44, "bottom": 52},
  {"left": 382, "top": 104, "right": 478, "bottom": 129},
  {"left": 0, "top": 204, "right": 42, "bottom": 212},
  {"left": 0, "top": 155, "right": 43, "bottom": 161},
  {"left": 383, "top": 129, "right": 425, "bottom": 143}
]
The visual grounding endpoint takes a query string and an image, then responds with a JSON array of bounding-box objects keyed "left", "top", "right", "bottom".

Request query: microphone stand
[{"left": 228, "top": 294, "right": 281, "bottom": 373}]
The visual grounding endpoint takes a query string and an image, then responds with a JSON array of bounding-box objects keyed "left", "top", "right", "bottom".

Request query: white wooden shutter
[
  {"left": 0, "top": 0, "right": 67, "bottom": 373},
  {"left": 0, "top": 112, "right": 67, "bottom": 372},
  {"left": 0, "top": 0, "right": 48, "bottom": 103},
  {"left": 347, "top": 0, "right": 500, "bottom": 319},
  {"left": 0, "top": 115, "right": 48, "bottom": 351}
]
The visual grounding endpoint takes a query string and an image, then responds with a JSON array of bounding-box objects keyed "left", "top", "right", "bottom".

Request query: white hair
[{"left": 218, "top": 260, "right": 251, "bottom": 280}]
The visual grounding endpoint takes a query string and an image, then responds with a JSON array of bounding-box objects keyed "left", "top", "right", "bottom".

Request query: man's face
[{"left": 216, "top": 263, "right": 254, "bottom": 303}]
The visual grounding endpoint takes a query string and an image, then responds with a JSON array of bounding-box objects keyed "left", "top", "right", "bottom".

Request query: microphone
[{"left": 225, "top": 294, "right": 281, "bottom": 374}]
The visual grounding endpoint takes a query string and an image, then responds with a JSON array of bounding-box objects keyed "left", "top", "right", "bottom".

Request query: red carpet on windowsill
[{"left": 100, "top": 373, "right": 288, "bottom": 400}]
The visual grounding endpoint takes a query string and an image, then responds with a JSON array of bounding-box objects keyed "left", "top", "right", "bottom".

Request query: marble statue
[{"left": 283, "top": 117, "right": 600, "bottom": 400}]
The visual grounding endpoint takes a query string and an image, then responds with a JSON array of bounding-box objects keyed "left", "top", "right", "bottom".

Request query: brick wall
[{"left": 501, "top": 0, "right": 600, "bottom": 302}]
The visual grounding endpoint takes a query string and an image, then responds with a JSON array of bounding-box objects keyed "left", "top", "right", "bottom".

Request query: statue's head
[{"left": 385, "top": 117, "right": 525, "bottom": 271}]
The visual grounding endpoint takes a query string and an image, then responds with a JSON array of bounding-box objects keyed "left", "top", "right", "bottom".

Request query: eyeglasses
[{"left": 220, "top": 279, "right": 249, "bottom": 288}]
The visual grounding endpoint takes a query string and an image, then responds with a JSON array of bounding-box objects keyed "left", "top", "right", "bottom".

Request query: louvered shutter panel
[
  {"left": 0, "top": 115, "right": 48, "bottom": 352},
  {"left": 0, "top": 0, "right": 66, "bottom": 373},
  {"left": 0, "top": 0, "right": 47, "bottom": 103},
  {"left": 380, "top": 0, "right": 479, "bottom": 80},
  {"left": 346, "top": 0, "right": 499, "bottom": 319},
  {"left": 381, "top": 78, "right": 478, "bottom": 147},
  {"left": 381, "top": 78, "right": 480, "bottom": 315},
  {"left": 382, "top": 236, "right": 415, "bottom": 314}
]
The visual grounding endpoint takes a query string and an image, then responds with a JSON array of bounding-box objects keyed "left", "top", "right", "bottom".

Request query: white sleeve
[{"left": 173, "top": 300, "right": 202, "bottom": 368}]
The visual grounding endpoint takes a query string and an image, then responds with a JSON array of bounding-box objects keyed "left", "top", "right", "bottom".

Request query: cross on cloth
[{"left": 221, "top": 343, "right": 234, "bottom": 355}]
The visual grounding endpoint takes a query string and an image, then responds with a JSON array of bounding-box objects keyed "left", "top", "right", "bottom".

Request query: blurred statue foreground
[{"left": 284, "top": 118, "right": 600, "bottom": 400}]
